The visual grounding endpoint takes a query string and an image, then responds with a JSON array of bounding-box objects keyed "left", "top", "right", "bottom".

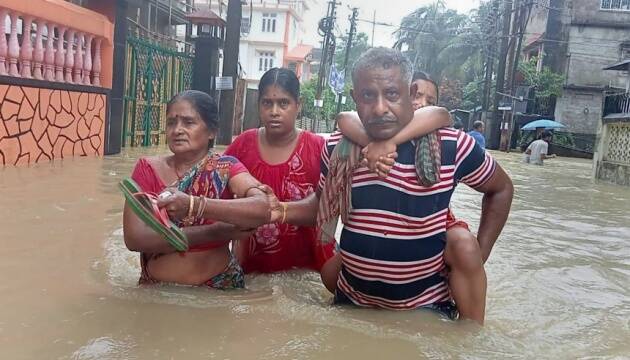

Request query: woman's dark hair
[
  {"left": 412, "top": 71, "right": 439, "bottom": 101},
  {"left": 258, "top": 68, "right": 300, "bottom": 102},
  {"left": 167, "top": 90, "right": 219, "bottom": 131}
]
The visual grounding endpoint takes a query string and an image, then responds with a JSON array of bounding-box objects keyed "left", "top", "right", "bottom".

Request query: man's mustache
[{"left": 367, "top": 116, "right": 397, "bottom": 125}]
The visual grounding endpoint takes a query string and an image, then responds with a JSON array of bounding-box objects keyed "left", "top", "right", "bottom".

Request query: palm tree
[{"left": 394, "top": 0, "right": 495, "bottom": 85}]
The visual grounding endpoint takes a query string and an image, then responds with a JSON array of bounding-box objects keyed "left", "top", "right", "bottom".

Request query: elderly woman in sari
[{"left": 123, "top": 90, "right": 278, "bottom": 289}]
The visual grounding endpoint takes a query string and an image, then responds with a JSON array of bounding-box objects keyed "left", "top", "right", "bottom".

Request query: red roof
[
  {"left": 186, "top": 8, "right": 226, "bottom": 26},
  {"left": 286, "top": 44, "right": 313, "bottom": 61},
  {"left": 523, "top": 33, "right": 544, "bottom": 50}
]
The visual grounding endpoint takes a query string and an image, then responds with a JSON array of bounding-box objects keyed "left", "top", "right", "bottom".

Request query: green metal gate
[{"left": 122, "top": 36, "right": 194, "bottom": 147}]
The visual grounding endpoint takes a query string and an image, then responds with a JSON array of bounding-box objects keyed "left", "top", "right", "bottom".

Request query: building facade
[
  {"left": 197, "top": 0, "right": 314, "bottom": 88},
  {"left": 522, "top": 0, "right": 630, "bottom": 144}
]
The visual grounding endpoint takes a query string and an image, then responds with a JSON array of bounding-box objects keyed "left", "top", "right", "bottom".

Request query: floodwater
[{"left": 1, "top": 146, "right": 629, "bottom": 359}]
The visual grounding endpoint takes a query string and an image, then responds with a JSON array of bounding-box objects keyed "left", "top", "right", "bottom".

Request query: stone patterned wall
[{"left": 0, "top": 84, "right": 105, "bottom": 166}]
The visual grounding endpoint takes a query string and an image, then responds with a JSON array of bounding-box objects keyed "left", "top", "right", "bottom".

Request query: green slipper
[{"left": 119, "top": 178, "right": 189, "bottom": 252}]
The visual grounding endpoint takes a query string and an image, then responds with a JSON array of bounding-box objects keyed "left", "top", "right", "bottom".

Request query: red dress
[{"left": 224, "top": 129, "right": 335, "bottom": 273}]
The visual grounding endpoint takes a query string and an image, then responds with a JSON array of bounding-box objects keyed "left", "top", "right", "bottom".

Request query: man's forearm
[{"left": 477, "top": 185, "right": 513, "bottom": 263}]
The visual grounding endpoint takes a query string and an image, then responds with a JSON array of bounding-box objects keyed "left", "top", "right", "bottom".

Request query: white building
[{"left": 195, "top": 0, "right": 315, "bottom": 89}]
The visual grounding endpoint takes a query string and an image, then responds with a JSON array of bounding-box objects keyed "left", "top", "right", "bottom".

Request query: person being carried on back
[
  {"left": 287, "top": 48, "right": 513, "bottom": 324},
  {"left": 336, "top": 69, "right": 499, "bottom": 324}
]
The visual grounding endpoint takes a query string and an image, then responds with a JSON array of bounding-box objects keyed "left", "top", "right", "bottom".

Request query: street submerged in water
[{"left": 1, "top": 147, "right": 629, "bottom": 359}]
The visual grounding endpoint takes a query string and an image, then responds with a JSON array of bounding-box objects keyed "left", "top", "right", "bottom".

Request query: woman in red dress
[{"left": 224, "top": 68, "right": 335, "bottom": 274}]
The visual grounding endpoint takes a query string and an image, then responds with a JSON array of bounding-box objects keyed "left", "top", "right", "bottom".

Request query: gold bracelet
[
  {"left": 183, "top": 195, "right": 195, "bottom": 226},
  {"left": 240, "top": 185, "right": 261, "bottom": 198},
  {"left": 195, "top": 196, "right": 206, "bottom": 222},
  {"left": 280, "top": 202, "right": 288, "bottom": 224}
]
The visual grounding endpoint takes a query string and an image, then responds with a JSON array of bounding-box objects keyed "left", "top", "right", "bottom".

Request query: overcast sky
[{"left": 302, "top": 0, "right": 481, "bottom": 48}]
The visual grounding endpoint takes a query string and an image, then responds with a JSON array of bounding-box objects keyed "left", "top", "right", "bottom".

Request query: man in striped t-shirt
[
  {"left": 330, "top": 47, "right": 513, "bottom": 321},
  {"left": 286, "top": 48, "right": 513, "bottom": 324}
]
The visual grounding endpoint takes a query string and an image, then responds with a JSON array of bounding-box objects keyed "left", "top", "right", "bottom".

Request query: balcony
[
  {"left": 527, "top": 95, "right": 557, "bottom": 117},
  {"left": 603, "top": 91, "right": 630, "bottom": 119},
  {"left": 0, "top": 0, "right": 114, "bottom": 88}
]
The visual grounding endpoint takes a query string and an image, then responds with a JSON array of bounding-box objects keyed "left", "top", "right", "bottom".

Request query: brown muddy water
[{"left": 1, "top": 147, "right": 629, "bottom": 359}]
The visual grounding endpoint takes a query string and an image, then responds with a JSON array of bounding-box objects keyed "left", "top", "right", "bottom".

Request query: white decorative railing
[{"left": 0, "top": 1, "right": 113, "bottom": 87}]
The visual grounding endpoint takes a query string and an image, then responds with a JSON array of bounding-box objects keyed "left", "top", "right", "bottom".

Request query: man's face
[
  {"left": 351, "top": 66, "right": 414, "bottom": 141},
  {"left": 411, "top": 79, "right": 438, "bottom": 110}
]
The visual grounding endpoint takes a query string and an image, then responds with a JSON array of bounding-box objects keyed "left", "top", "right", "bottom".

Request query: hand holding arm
[{"left": 123, "top": 202, "right": 254, "bottom": 254}]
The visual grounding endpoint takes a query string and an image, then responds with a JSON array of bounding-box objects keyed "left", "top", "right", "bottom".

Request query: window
[
  {"left": 241, "top": 17, "right": 251, "bottom": 34},
  {"left": 601, "top": 0, "right": 630, "bottom": 11},
  {"left": 621, "top": 43, "right": 630, "bottom": 59},
  {"left": 288, "top": 62, "right": 297, "bottom": 73},
  {"left": 258, "top": 51, "right": 275, "bottom": 72},
  {"left": 262, "top": 13, "right": 277, "bottom": 32}
]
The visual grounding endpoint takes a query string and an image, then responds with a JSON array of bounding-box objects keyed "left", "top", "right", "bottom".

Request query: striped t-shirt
[{"left": 319, "top": 128, "right": 497, "bottom": 309}]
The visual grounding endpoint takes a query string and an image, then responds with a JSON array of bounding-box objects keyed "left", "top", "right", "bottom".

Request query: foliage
[
  {"left": 518, "top": 58, "right": 564, "bottom": 98},
  {"left": 461, "top": 79, "right": 483, "bottom": 109},
  {"left": 394, "top": 1, "right": 495, "bottom": 81},
  {"left": 334, "top": 32, "right": 371, "bottom": 72},
  {"left": 553, "top": 131, "right": 575, "bottom": 148},
  {"left": 395, "top": 1, "right": 499, "bottom": 110},
  {"left": 299, "top": 77, "right": 356, "bottom": 125},
  {"left": 438, "top": 78, "right": 464, "bottom": 109}
]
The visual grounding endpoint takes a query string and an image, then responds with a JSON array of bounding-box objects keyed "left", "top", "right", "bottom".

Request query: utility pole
[
  {"left": 482, "top": 0, "right": 500, "bottom": 112},
  {"left": 500, "top": 0, "right": 520, "bottom": 151},
  {"left": 489, "top": 0, "right": 513, "bottom": 150},
  {"left": 314, "top": 0, "right": 338, "bottom": 131},
  {"left": 217, "top": 0, "right": 241, "bottom": 145},
  {"left": 504, "top": 0, "right": 533, "bottom": 152},
  {"left": 335, "top": 7, "right": 358, "bottom": 122},
  {"left": 371, "top": 10, "right": 376, "bottom": 47}
]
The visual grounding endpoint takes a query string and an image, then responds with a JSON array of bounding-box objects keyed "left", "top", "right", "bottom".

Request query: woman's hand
[
  {"left": 256, "top": 184, "right": 283, "bottom": 223},
  {"left": 362, "top": 141, "right": 397, "bottom": 178},
  {"left": 156, "top": 188, "right": 192, "bottom": 222}
]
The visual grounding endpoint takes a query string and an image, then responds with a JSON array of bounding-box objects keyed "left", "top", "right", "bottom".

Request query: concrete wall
[
  {"left": 565, "top": 26, "right": 629, "bottom": 88},
  {"left": 571, "top": 0, "right": 630, "bottom": 25},
  {"left": 555, "top": 88, "right": 603, "bottom": 134}
]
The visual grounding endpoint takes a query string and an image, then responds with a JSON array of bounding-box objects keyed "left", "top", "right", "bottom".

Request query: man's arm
[
  {"left": 540, "top": 142, "right": 555, "bottom": 159},
  {"left": 472, "top": 164, "right": 514, "bottom": 263}
]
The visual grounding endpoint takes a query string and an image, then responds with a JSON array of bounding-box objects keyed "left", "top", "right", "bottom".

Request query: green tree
[
  {"left": 334, "top": 32, "right": 371, "bottom": 72},
  {"left": 395, "top": 1, "right": 499, "bottom": 110},
  {"left": 299, "top": 77, "right": 356, "bottom": 130},
  {"left": 394, "top": 1, "right": 470, "bottom": 80},
  {"left": 518, "top": 58, "right": 564, "bottom": 98},
  {"left": 438, "top": 78, "right": 464, "bottom": 109}
]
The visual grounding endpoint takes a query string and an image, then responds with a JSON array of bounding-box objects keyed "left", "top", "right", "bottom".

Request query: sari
[{"left": 129, "top": 151, "right": 248, "bottom": 288}]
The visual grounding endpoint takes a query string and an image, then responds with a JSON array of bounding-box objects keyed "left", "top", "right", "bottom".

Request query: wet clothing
[
  {"left": 224, "top": 129, "right": 336, "bottom": 273},
  {"left": 446, "top": 209, "right": 469, "bottom": 231},
  {"left": 131, "top": 154, "right": 248, "bottom": 289},
  {"left": 526, "top": 139, "right": 549, "bottom": 165},
  {"left": 139, "top": 252, "right": 245, "bottom": 289},
  {"left": 320, "top": 129, "right": 496, "bottom": 310},
  {"left": 467, "top": 130, "right": 486, "bottom": 149},
  {"left": 334, "top": 290, "right": 459, "bottom": 320}
]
